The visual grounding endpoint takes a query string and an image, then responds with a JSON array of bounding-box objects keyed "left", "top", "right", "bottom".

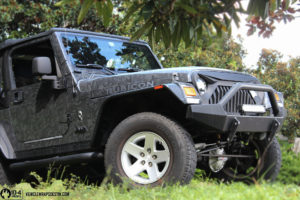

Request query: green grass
[
  {"left": 1, "top": 140, "right": 299, "bottom": 200},
  {"left": 3, "top": 179, "right": 299, "bottom": 200},
  {"left": 277, "top": 141, "right": 300, "bottom": 185}
]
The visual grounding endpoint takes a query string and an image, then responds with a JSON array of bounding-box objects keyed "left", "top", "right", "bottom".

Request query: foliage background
[
  {"left": 253, "top": 50, "right": 300, "bottom": 138},
  {"left": 0, "top": 1, "right": 299, "bottom": 199}
]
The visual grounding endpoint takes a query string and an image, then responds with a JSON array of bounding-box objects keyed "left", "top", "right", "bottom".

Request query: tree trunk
[{"left": 293, "top": 138, "right": 300, "bottom": 155}]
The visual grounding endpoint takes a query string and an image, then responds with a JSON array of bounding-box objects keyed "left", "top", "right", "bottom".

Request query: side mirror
[
  {"left": 32, "top": 57, "right": 52, "bottom": 75},
  {"left": 32, "top": 57, "right": 65, "bottom": 90}
]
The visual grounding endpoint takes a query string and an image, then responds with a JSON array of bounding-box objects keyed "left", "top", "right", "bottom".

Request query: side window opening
[{"left": 11, "top": 40, "right": 58, "bottom": 88}]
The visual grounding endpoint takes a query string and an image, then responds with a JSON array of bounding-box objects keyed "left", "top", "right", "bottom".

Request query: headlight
[
  {"left": 250, "top": 90, "right": 258, "bottom": 98},
  {"left": 250, "top": 90, "right": 264, "bottom": 104},
  {"left": 195, "top": 78, "right": 207, "bottom": 94}
]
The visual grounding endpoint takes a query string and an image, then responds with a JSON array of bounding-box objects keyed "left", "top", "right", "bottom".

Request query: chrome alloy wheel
[{"left": 121, "top": 131, "right": 171, "bottom": 184}]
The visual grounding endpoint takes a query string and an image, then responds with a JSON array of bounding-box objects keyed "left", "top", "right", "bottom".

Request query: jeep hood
[
  {"left": 136, "top": 66, "right": 258, "bottom": 82},
  {"left": 78, "top": 66, "right": 258, "bottom": 98}
]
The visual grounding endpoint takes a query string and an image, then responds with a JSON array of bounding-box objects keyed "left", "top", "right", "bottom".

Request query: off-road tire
[
  {"left": 257, "top": 138, "right": 282, "bottom": 181},
  {"left": 206, "top": 138, "right": 281, "bottom": 182},
  {"left": 104, "top": 112, "right": 197, "bottom": 186}
]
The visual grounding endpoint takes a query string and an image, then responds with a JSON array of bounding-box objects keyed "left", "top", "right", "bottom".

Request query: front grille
[
  {"left": 224, "top": 90, "right": 256, "bottom": 113},
  {"left": 209, "top": 86, "right": 256, "bottom": 113},
  {"left": 209, "top": 86, "right": 231, "bottom": 104}
]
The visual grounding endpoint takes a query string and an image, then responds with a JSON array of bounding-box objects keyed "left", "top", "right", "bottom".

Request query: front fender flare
[
  {"left": 163, "top": 83, "right": 186, "bottom": 103},
  {"left": 163, "top": 83, "right": 200, "bottom": 104}
]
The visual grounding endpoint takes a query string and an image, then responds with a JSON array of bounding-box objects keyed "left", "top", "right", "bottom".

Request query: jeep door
[{"left": 6, "top": 39, "right": 70, "bottom": 152}]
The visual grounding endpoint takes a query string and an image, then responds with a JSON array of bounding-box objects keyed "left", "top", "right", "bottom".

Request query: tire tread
[{"left": 104, "top": 112, "right": 197, "bottom": 186}]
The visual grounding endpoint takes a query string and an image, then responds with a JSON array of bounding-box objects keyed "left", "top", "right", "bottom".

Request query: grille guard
[
  {"left": 186, "top": 83, "right": 286, "bottom": 133},
  {"left": 217, "top": 83, "right": 280, "bottom": 116}
]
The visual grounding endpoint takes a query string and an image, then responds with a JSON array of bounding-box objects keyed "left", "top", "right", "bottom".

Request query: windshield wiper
[
  {"left": 76, "top": 64, "right": 116, "bottom": 75},
  {"left": 109, "top": 68, "right": 141, "bottom": 72}
]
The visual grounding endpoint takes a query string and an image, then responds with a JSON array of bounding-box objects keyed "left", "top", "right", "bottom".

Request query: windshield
[{"left": 59, "top": 33, "right": 161, "bottom": 80}]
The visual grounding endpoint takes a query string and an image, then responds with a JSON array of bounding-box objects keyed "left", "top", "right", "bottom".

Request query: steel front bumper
[{"left": 186, "top": 83, "right": 287, "bottom": 133}]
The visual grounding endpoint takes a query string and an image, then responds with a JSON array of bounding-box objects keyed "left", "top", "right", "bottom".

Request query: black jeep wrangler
[{"left": 0, "top": 28, "right": 286, "bottom": 186}]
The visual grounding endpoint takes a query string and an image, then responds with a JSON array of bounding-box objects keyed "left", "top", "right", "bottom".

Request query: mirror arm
[{"left": 41, "top": 75, "right": 65, "bottom": 90}]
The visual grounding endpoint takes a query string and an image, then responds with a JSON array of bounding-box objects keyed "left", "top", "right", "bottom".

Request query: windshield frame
[{"left": 55, "top": 31, "right": 163, "bottom": 83}]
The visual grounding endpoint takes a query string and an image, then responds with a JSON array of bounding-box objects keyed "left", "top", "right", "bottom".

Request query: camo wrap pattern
[{"left": 0, "top": 29, "right": 260, "bottom": 160}]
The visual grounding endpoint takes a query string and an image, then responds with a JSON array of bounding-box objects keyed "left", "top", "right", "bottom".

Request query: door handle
[{"left": 13, "top": 91, "right": 24, "bottom": 105}]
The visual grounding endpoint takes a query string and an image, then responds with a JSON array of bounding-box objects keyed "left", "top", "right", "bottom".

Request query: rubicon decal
[{"left": 106, "top": 81, "right": 154, "bottom": 95}]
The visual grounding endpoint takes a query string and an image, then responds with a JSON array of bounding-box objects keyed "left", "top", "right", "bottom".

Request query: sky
[{"left": 232, "top": 4, "right": 300, "bottom": 68}]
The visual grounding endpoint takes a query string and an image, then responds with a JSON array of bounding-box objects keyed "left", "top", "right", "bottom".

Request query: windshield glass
[{"left": 59, "top": 33, "right": 161, "bottom": 80}]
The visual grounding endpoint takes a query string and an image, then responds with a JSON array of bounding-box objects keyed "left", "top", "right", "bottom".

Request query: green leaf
[
  {"left": 102, "top": 0, "right": 113, "bottom": 27},
  {"left": 162, "top": 23, "right": 171, "bottom": 48},
  {"left": 212, "top": 18, "right": 226, "bottom": 36},
  {"left": 172, "top": 20, "right": 181, "bottom": 48},
  {"left": 141, "top": 1, "right": 153, "bottom": 21},
  {"left": 232, "top": 12, "right": 240, "bottom": 28},
  {"left": 55, "top": 0, "right": 74, "bottom": 7},
  {"left": 247, "top": 0, "right": 256, "bottom": 14},
  {"left": 131, "top": 19, "right": 153, "bottom": 41},
  {"left": 189, "top": 26, "right": 194, "bottom": 40},
  {"left": 223, "top": 14, "right": 231, "bottom": 28},
  {"left": 212, "top": 20, "right": 221, "bottom": 37},
  {"left": 196, "top": 25, "right": 203, "bottom": 38},
  {"left": 247, "top": 0, "right": 268, "bottom": 17},
  {"left": 95, "top": 1, "right": 103, "bottom": 17},
  {"left": 182, "top": 20, "right": 191, "bottom": 48},
  {"left": 148, "top": 27, "right": 155, "bottom": 49},
  {"left": 258, "top": 0, "right": 268, "bottom": 18},
  {"left": 176, "top": 2, "right": 197, "bottom": 14},
  {"left": 155, "top": 24, "right": 162, "bottom": 43},
  {"left": 169, "top": 16, "right": 178, "bottom": 34},
  {"left": 122, "top": 3, "right": 144, "bottom": 23},
  {"left": 202, "top": 21, "right": 211, "bottom": 37},
  {"left": 285, "top": 0, "right": 290, "bottom": 10},
  {"left": 77, "top": 0, "right": 94, "bottom": 24},
  {"left": 269, "top": 0, "right": 277, "bottom": 13}
]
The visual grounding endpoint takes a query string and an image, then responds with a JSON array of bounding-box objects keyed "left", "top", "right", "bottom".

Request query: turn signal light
[
  {"left": 274, "top": 93, "right": 280, "bottom": 102},
  {"left": 183, "top": 87, "right": 197, "bottom": 96},
  {"left": 154, "top": 85, "right": 164, "bottom": 90}
]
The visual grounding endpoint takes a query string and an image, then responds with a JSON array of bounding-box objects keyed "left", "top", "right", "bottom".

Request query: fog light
[{"left": 241, "top": 104, "right": 266, "bottom": 113}]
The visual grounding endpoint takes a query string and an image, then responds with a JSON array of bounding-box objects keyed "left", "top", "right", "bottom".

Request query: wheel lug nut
[
  {"left": 147, "top": 148, "right": 151, "bottom": 153},
  {"left": 140, "top": 152, "right": 145, "bottom": 157},
  {"left": 148, "top": 162, "right": 152, "bottom": 167},
  {"left": 152, "top": 155, "right": 157, "bottom": 159},
  {"left": 141, "top": 160, "right": 145, "bottom": 165}
]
